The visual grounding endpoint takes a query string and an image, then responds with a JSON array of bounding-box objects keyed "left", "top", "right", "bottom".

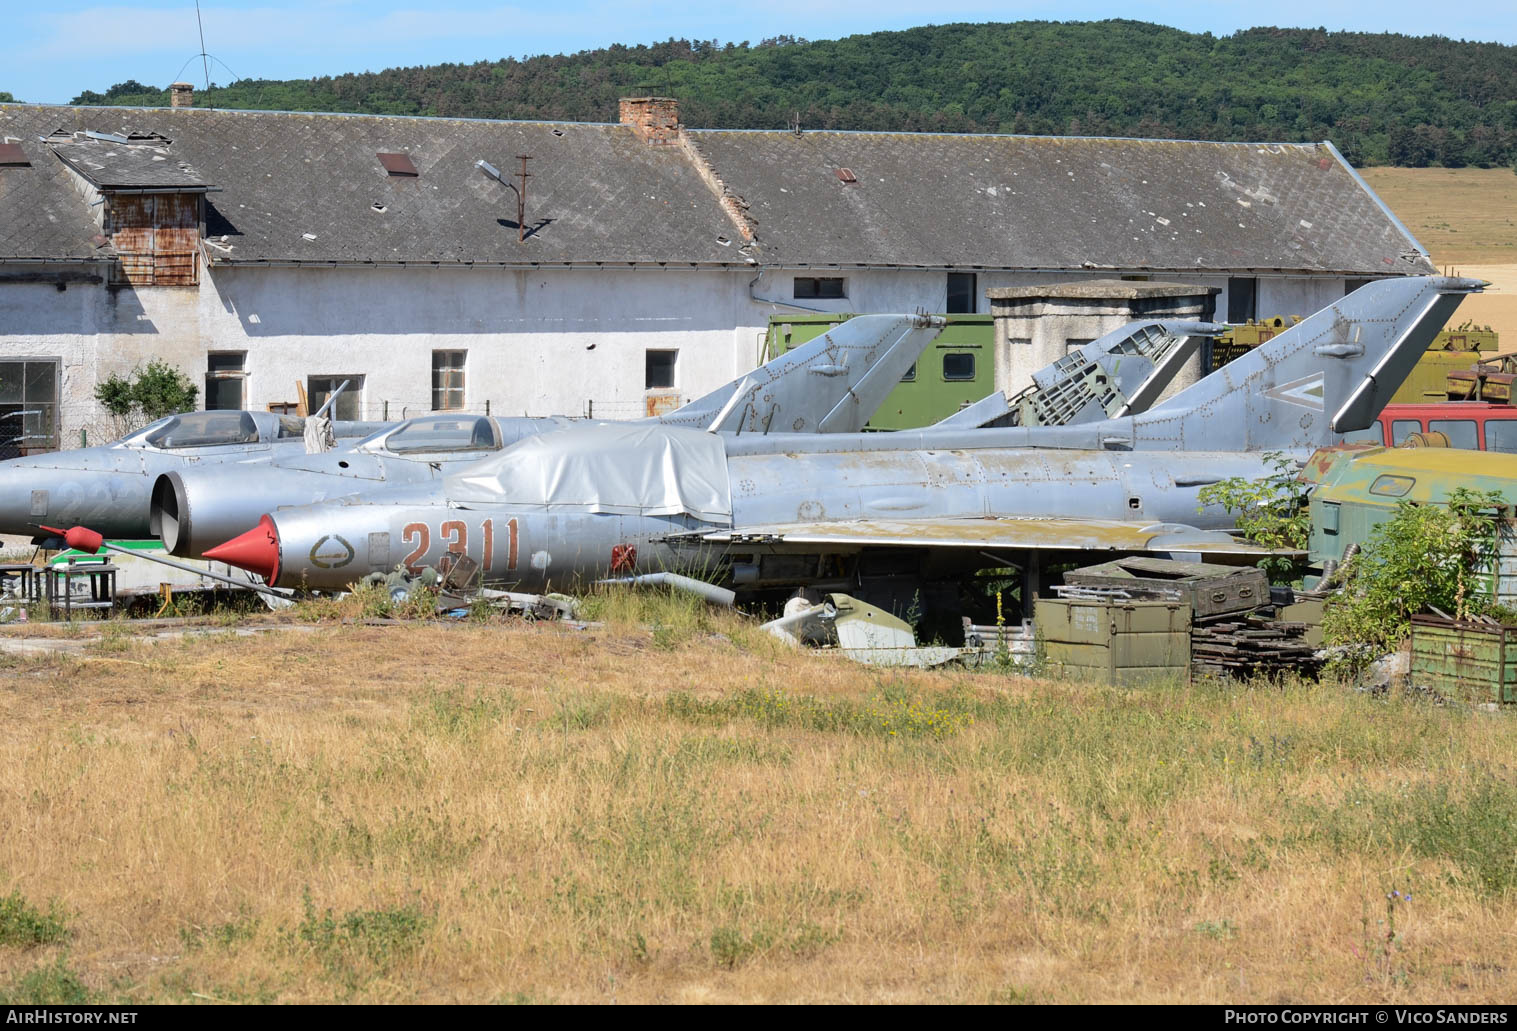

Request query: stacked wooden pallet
[{"left": 1191, "top": 618, "right": 1322, "bottom": 678}]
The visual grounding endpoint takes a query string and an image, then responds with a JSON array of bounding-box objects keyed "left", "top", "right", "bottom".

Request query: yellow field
[
  {"left": 1, "top": 604, "right": 1514, "bottom": 1004},
  {"left": 1360, "top": 167, "right": 1517, "bottom": 345}
]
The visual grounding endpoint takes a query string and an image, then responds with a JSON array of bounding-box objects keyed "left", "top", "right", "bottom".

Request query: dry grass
[
  {"left": 1359, "top": 167, "right": 1517, "bottom": 347},
  {"left": 0, "top": 595, "right": 1515, "bottom": 1004},
  {"left": 1361, "top": 167, "right": 1517, "bottom": 267}
]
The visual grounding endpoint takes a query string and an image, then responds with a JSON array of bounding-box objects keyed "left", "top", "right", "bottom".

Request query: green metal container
[
  {"left": 765, "top": 314, "right": 994, "bottom": 430},
  {"left": 1035, "top": 597, "right": 1191, "bottom": 687},
  {"left": 1409, "top": 614, "right": 1517, "bottom": 704}
]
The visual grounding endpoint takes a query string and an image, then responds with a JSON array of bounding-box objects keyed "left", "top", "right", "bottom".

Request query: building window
[
  {"left": 308, "top": 376, "right": 364, "bottom": 422},
  {"left": 942, "top": 353, "right": 976, "bottom": 381},
  {"left": 432, "top": 351, "right": 465, "bottom": 411},
  {"left": 1345, "top": 278, "right": 1374, "bottom": 295},
  {"left": 205, "top": 353, "right": 246, "bottom": 411},
  {"left": 946, "top": 272, "right": 977, "bottom": 314},
  {"left": 900, "top": 363, "right": 917, "bottom": 383},
  {"left": 794, "top": 277, "right": 846, "bottom": 300},
  {"left": 1227, "top": 277, "right": 1258, "bottom": 323},
  {"left": 0, "top": 359, "right": 59, "bottom": 458},
  {"left": 646, "top": 350, "right": 677, "bottom": 390}
]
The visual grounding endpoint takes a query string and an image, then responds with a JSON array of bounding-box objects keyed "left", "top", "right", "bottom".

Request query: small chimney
[
  {"left": 618, "top": 96, "right": 679, "bottom": 145},
  {"left": 170, "top": 82, "right": 194, "bottom": 109}
]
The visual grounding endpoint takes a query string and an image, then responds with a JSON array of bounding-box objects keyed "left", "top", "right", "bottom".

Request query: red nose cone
[
  {"left": 204, "top": 515, "right": 281, "bottom": 584},
  {"left": 40, "top": 525, "right": 104, "bottom": 554}
]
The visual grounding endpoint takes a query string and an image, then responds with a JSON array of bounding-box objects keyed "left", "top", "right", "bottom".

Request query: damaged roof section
[
  {"left": 45, "top": 128, "right": 214, "bottom": 192},
  {"left": 687, "top": 131, "right": 1434, "bottom": 275}
]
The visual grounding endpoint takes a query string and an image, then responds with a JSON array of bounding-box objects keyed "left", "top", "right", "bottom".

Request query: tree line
[{"left": 38, "top": 20, "right": 1517, "bottom": 168}]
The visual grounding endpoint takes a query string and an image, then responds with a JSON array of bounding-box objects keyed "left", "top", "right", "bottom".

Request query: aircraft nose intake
[{"left": 204, "top": 515, "right": 281, "bottom": 584}]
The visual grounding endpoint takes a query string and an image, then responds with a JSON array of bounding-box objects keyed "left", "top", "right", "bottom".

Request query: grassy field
[
  {"left": 1360, "top": 167, "right": 1517, "bottom": 345},
  {"left": 0, "top": 600, "right": 1514, "bottom": 1004}
]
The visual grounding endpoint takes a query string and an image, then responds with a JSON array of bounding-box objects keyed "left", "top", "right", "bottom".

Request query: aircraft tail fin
[
  {"left": 1127, "top": 276, "right": 1484, "bottom": 451},
  {"left": 657, "top": 314, "right": 945, "bottom": 434}
]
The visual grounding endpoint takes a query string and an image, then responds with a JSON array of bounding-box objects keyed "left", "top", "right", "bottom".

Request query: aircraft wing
[{"left": 691, "top": 516, "right": 1294, "bottom": 558}]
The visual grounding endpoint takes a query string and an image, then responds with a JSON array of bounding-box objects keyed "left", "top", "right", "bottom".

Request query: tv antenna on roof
[
  {"left": 194, "top": 0, "right": 210, "bottom": 91},
  {"left": 171, "top": 1, "right": 245, "bottom": 102}
]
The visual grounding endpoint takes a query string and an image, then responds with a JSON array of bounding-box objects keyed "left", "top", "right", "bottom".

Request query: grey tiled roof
[
  {"left": 0, "top": 104, "right": 1432, "bottom": 275},
  {"left": 0, "top": 105, "right": 742, "bottom": 266},
  {"left": 688, "top": 131, "right": 1435, "bottom": 275},
  {"left": 0, "top": 130, "right": 106, "bottom": 261}
]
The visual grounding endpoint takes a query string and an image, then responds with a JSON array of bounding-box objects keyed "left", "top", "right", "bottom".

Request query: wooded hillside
[{"left": 51, "top": 20, "right": 1517, "bottom": 168}]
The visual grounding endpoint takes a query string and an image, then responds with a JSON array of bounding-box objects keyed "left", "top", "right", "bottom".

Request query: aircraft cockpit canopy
[
  {"left": 380, "top": 415, "right": 502, "bottom": 454},
  {"left": 141, "top": 411, "right": 260, "bottom": 449}
]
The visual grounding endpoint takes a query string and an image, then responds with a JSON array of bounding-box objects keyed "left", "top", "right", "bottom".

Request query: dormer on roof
[
  {"left": 44, "top": 128, "right": 211, "bottom": 286},
  {"left": 45, "top": 129, "right": 213, "bottom": 193}
]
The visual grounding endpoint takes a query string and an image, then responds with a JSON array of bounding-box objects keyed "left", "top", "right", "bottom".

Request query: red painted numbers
[{"left": 401, "top": 518, "right": 517, "bottom": 573}]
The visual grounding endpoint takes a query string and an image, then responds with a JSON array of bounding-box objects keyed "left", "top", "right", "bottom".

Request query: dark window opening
[
  {"left": 947, "top": 272, "right": 977, "bottom": 314},
  {"left": 646, "top": 350, "right": 677, "bottom": 390},
  {"left": 1227, "top": 277, "right": 1258, "bottom": 323},
  {"left": 308, "top": 376, "right": 364, "bottom": 422},
  {"left": 432, "top": 350, "right": 465, "bottom": 411},
  {"left": 900, "top": 363, "right": 917, "bottom": 383},
  {"left": 205, "top": 352, "right": 246, "bottom": 411},
  {"left": 377, "top": 152, "right": 418, "bottom": 177},
  {"left": 942, "top": 353, "right": 976, "bottom": 381},
  {"left": 0, "top": 142, "right": 30, "bottom": 167},
  {"left": 794, "top": 277, "right": 845, "bottom": 300},
  {"left": 1345, "top": 278, "right": 1375, "bottom": 295},
  {"left": 0, "top": 359, "right": 58, "bottom": 457}
]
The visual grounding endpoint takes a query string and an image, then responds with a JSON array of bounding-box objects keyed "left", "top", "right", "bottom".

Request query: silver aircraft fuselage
[{"left": 209, "top": 436, "right": 1279, "bottom": 593}]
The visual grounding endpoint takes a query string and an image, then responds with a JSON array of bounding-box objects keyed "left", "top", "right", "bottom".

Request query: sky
[{"left": 8, "top": 0, "right": 1517, "bottom": 105}]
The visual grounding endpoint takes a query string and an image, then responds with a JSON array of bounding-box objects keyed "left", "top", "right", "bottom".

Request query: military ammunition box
[
  {"left": 1036, "top": 598, "right": 1191, "bottom": 687},
  {"left": 1062, "top": 557, "right": 1268, "bottom": 622}
]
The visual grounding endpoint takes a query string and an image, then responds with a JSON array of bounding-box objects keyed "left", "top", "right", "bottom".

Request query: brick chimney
[
  {"left": 170, "top": 82, "right": 194, "bottom": 108},
  {"left": 619, "top": 96, "right": 679, "bottom": 145}
]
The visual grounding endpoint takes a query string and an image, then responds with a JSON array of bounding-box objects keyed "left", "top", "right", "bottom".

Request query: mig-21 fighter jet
[{"left": 202, "top": 277, "right": 1483, "bottom": 610}]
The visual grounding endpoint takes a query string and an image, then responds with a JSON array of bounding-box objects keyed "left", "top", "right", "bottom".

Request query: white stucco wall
[
  {"left": 0, "top": 261, "right": 1365, "bottom": 446},
  {"left": 0, "top": 267, "right": 202, "bottom": 446},
  {"left": 202, "top": 266, "right": 764, "bottom": 421}
]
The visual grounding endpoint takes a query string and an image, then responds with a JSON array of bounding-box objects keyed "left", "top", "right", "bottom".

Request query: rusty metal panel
[
  {"left": 645, "top": 392, "right": 682, "bottom": 417},
  {"left": 107, "top": 193, "right": 199, "bottom": 285},
  {"left": 1410, "top": 615, "right": 1517, "bottom": 704},
  {"left": 376, "top": 152, "right": 418, "bottom": 177},
  {"left": 108, "top": 194, "right": 155, "bottom": 286}
]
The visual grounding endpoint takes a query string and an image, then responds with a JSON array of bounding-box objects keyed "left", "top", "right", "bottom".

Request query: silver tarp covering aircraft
[
  {"left": 0, "top": 313, "right": 945, "bottom": 546},
  {"left": 203, "top": 277, "right": 1484, "bottom": 607}
]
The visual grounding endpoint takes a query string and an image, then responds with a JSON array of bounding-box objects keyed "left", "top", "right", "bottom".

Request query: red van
[{"left": 1345, "top": 402, "right": 1517, "bottom": 452}]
